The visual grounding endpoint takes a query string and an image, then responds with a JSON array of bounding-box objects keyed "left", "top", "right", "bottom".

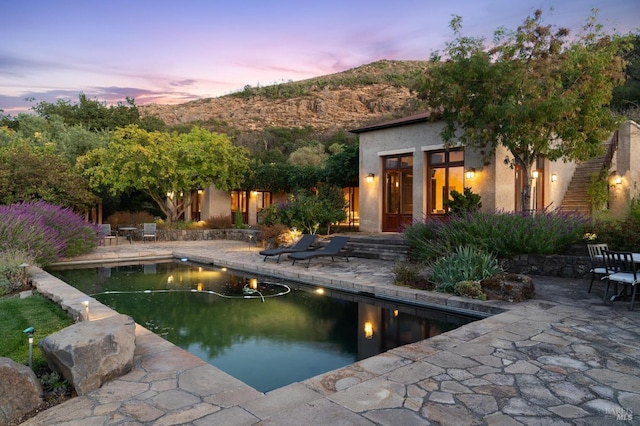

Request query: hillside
[{"left": 140, "top": 60, "right": 431, "bottom": 133}]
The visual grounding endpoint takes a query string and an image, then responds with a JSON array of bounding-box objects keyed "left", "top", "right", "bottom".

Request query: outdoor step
[{"left": 331, "top": 234, "right": 409, "bottom": 261}]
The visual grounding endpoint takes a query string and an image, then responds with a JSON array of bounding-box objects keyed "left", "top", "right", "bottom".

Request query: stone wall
[
  {"left": 154, "top": 228, "right": 260, "bottom": 243},
  {"left": 504, "top": 254, "right": 592, "bottom": 279}
]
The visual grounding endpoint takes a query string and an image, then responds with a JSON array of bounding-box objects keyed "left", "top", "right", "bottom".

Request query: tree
[
  {"left": 79, "top": 125, "right": 249, "bottom": 222},
  {"left": 31, "top": 93, "right": 165, "bottom": 132},
  {"left": 288, "top": 144, "right": 328, "bottom": 167},
  {"left": 0, "top": 130, "right": 99, "bottom": 210},
  {"left": 612, "top": 33, "right": 640, "bottom": 118},
  {"left": 418, "top": 10, "right": 633, "bottom": 213},
  {"left": 323, "top": 142, "right": 359, "bottom": 187}
]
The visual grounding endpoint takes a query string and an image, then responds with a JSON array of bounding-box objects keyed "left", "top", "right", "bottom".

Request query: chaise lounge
[
  {"left": 259, "top": 234, "right": 318, "bottom": 263},
  {"left": 288, "top": 236, "right": 350, "bottom": 268}
]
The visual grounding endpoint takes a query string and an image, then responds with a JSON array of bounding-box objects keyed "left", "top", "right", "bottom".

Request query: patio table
[{"left": 118, "top": 227, "right": 138, "bottom": 244}]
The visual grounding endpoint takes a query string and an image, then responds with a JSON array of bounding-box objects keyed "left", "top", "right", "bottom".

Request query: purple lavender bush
[{"left": 0, "top": 201, "right": 99, "bottom": 266}]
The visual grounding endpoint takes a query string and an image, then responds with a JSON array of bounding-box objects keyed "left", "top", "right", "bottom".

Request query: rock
[
  {"left": 39, "top": 314, "right": 136, "bottom": 396},
  {"left": 0, "top": 357, "right": 43, "bottom": 425},
  {"left": 480, "top": 273, "right": 535, "bottom": 302}
]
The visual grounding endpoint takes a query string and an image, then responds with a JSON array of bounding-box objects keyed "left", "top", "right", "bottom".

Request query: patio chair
[
  {"left": 587, "top": 243, "right": 608, "bottom": 293},
  {"left": 288, "top": 236, "right": 350, "bottom": 268},
  {"left": 259, "top": 234, "right": 317, "bottom": 263},
  {"left": 99, "top": 224, "right": 117, "bottom": 246},
  {"left": 141, "top": 223, "right": 157, "bottom": 243},
  {"left": 602, "top": 250, "right": 639, "bottom": 310}
]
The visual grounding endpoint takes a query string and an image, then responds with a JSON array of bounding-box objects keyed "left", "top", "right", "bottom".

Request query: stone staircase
[
  {"left": 558, "top": 138, "right": 615, "bottom": 217},
  {"left": 337, "top": 233, "right": 409, "bottom": 261}
]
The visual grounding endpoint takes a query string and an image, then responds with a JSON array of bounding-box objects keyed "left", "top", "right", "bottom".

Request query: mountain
[{"left": 139, "top": 60, "right": 431, "bottom": 133}]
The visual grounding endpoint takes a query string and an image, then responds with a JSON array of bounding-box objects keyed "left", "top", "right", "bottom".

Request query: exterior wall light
[
  {"left": 364, "top": 321, "right": 374, "bottom": 339},
  {"left": 551, "top": 174, "right": 558, "bottom": 182},
  {"left": 531, "top": 170, "right": 539, "bottom": 179},
  {"left": 465, "top": 168, "right": 476, "bottom": 180},
  {"left": 365, "top": 173, "right": 375, "bottom": 184},
  {"left": 615, "top": 175, "right": 622, "bottom": 185}
]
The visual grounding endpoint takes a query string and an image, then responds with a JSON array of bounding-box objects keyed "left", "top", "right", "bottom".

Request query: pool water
[{"left": 47, "top": 260, "right": 477, "bottom": 392}]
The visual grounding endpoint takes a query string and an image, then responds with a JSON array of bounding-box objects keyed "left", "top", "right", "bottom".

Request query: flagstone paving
[{"left": 22, "top": 240, "right": 640, "bottom": 425}]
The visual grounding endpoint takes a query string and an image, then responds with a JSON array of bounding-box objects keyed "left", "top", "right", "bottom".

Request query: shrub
[
  {"left": 445, "top": 187, "right": 482, "bottom": 215},
  {"left": 203, "top": 214, "right": 232, "bottom": 229},
  {"left": 453, "top": 280, "right": 487, "bottom": 300},
  {"left": 0, "top": 249, "right": 34, "bottom": 295},
  {"left": 392, "top": 260, "right": 431, "bottom": 290},
  {"left": 25, "top": 200, "right": 100, "bottom": 257},
  {"left": 258, "top": 187, "right": 347, "bottom": 234},
  {"left": 258, "top": 223, "right": 290, "bottom": 247},
  {"left": 0, "top": 201, "right": 98, "bottom": 266},
  {"left": 106, "top": 211, "right": 155, "bottom": 228},
  {"left": 405, "top": 211, "right": 587, "bottom": 263},
  {"left": 430, "top": 246, "right": 502, "bottom": 293},
  {"left": 585, "top": 215, "right": 640, "bottom": 250}
]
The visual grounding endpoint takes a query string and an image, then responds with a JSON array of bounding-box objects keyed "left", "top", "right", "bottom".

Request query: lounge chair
[
  {"left": 259, "top": 234, "right": 317, "bottom": 263},
  {"left": 288, "top": 236, "right": 350, "bottom": 268}
]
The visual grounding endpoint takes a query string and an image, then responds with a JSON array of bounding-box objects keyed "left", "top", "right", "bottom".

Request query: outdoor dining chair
[
  {"left": 587, "top": 243, "right": 608, "bottom": 293},
  {"left": 99, "top": 224, "right": 117, "bottom": 246},
  {"left": 601, "top": 250, "right": 639, "bottom": 310},
  {"left": 141, "top": 223, "right": 157, "bottom": 243}
]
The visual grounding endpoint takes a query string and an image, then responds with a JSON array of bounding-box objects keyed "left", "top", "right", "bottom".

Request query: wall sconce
[
  {"left": 363, "top": 321, "right": 374, "bottom": 339},
  {"left": 531, "top": 170, "right": 539, "bottom": 179},
  {"left": 465, "top": 168, "right": 476, "bottom": 180},
  {"left": 615, "top": 175, "right": 622, "bottom": 185},
  {"left": 365, "top": 173, "right": 375, "bottom": 184},
  {"left": 551, "top": 174, "right": 558, "bottom": 183}
]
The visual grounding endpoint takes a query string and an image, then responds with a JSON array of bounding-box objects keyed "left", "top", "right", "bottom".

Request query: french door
[{"left": 383, "top": 154, "right": 413, "bottom": 232}]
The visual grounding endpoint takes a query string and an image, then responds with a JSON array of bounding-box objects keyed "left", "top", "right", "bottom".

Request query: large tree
[
  {"left": 418, "top": 10, "right": 633, "bottom": 212},
  {"left": 0, "top": 129, "right": 99, "bottom": 209},
  {"left": 79, "top": 125, "right": 249, "bottom": 222},
  {"left": 31, "top": 93, "right": 165, "bottom": 132}
]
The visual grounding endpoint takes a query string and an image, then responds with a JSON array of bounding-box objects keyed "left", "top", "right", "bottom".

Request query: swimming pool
[{"left": 47, "top": 260, "right": 478, "bottom": 392}]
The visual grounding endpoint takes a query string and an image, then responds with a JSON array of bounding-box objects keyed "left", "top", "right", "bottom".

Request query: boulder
[
  {"left": 39, "top": 314, "right": 136, "bottom": 396},
  {"left": 0, "top": 357, "right": 43, "bottom": 425},
  {"left": 480, "top": 273, "right": 536, "bottom": 302}
]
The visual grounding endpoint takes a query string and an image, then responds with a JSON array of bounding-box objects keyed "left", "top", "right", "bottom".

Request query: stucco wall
[
  {"left": 201, "top": 186, "right": 231, "bottom": 220},
  {"left": 610, "top": 121, "right": 640, "bottom": 216},
  {"left": 359, "top": 121, "right": 446, "bottom": 232}
]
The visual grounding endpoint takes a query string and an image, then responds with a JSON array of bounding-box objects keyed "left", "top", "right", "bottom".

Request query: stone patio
[{"left": 21, "top": 240, "right": 640, "bottom": 425}]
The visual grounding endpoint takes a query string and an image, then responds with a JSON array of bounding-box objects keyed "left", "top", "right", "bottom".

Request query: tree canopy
[
  {"left": 0, "top": 128, "right": 99, "bottom": 210},
  {"left": 30, "top": 93, "right": 165, "bottom": 132},
  {"left": 79, "top": 125, "right": 249, "bottom": 222},
  {"left": 418, "top": 9, "right": 634, "bottom": 212}
]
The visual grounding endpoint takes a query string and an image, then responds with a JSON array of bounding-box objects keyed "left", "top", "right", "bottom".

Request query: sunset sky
[{"left": 1, "top": 0, "right": 638, "bottom": 115}]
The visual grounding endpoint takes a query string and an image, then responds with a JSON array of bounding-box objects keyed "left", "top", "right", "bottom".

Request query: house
[{"left": 352, "top": 113, "right": 640, "bottom": 233}]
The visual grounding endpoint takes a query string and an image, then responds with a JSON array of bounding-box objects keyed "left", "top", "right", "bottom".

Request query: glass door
[{"left": 383, "top": 154, "right": 413, "bottom": 232}]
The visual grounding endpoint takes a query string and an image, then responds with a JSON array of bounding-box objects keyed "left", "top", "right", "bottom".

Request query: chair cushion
[
  {"left": 591, "top": 267, "right": 607, "bottom": 274},
  {"left": 607, "top": 272, "right": 639, "bottom": 285}
]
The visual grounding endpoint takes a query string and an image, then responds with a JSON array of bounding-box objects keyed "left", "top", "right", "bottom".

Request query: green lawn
[{"left": 0, "top": 294, "right": 73, "bottom": 371}]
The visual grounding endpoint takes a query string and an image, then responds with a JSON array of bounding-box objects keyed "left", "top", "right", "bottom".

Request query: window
[
  {"left": 428, "top": 149, "right": 464, "bottom": 215},
  {"left": 255, "top": 191, "right": 272, "bottom": 222},
  {"left": 231, "top": 190, "right": 248, "bottom": 223}
]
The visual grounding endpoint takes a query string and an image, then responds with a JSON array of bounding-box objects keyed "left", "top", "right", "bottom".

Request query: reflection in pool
[{"left": 47, "top": 260, "right": 477, "bottom": 392}]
